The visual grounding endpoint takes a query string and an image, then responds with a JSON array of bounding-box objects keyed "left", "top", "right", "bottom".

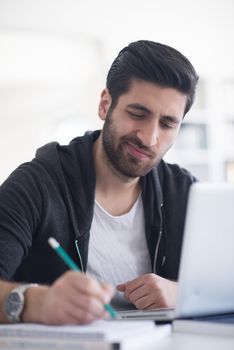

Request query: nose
[{"left": 136, "top": 120, "right": 159, "bottom": 147}]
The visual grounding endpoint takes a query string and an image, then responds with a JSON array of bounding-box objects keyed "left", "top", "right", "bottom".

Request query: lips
[{"left": 126, "top": 142, "right": 151, "bottom": 159}]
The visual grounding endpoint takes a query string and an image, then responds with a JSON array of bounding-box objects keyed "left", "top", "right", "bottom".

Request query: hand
[
  {"left": 23, "top": 271, "right": 114, "bottom": 325},
  {"left": 117, "top": 273, "right": 177, "bottom": 309}
]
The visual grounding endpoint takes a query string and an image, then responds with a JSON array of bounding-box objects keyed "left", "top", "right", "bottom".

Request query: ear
[{"left": 98, "top": 88, "right": 112, "bottom": 121}]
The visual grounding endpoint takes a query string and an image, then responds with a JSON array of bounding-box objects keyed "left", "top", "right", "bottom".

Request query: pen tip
[{"left": 48, "top": 237, "right": 59, "bottom": 249}]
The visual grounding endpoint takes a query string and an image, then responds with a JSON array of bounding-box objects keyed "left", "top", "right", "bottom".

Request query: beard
[{"left": 102, "top": 110, "right": 159, "bottom": 178}]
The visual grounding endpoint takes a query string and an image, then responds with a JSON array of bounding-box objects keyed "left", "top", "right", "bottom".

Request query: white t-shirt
[{"left": 87, "top": 194, "right": 152, "bottom": 309}]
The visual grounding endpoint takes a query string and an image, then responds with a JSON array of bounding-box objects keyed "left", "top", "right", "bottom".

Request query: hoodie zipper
[
  {"left": 153, "top": 202, "right": 164, "bottom": 274},
  {"left": 75, "top": 239, "right": 84, "bottom": 272},
  {"left": 153, "top": 229, "right": 162, "bottom": 274}
]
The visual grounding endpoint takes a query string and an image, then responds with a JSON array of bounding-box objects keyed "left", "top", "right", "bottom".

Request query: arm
[
  {"left": 117, "top": 273, "right": 177, "bottom": 309},
  {"left": 0, "top": 164, "right": 43, "bottom": 280},
  {"left": 0, "top": 272, "right": 114, "bottom": 325}
]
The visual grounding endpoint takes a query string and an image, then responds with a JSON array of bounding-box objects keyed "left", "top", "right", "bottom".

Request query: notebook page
[{"left": 0, "top": 319, "right": 156, "bottom": 340}]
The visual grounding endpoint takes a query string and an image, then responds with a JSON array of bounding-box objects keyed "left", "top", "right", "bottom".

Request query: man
[{"left": 0, "top": 40, "right": 198, "bottom": 325}]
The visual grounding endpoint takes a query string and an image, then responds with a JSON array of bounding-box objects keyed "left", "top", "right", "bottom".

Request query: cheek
[
  {"left": 117, "top": 125, "right": 134, "bottom": 139},
  {"left": 118, "top": 118, "right": 134, "bottom": 131},
  {"left": 159, "top": 130, "right": 180, "bottom": 150}
]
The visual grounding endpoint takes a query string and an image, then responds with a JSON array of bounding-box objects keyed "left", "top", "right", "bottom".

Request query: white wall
[{"left": 0, "top": 0, "right": 234, "bottom": 183}]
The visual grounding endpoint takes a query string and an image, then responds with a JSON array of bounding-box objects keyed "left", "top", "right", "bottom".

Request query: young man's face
[{"left": 98, "top": 80, "right": 187, "bottom": 178}]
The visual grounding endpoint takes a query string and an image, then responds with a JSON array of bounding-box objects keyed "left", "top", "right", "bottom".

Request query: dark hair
[{"left": 106, "top": 40, "right": 199, "bottom": 115}]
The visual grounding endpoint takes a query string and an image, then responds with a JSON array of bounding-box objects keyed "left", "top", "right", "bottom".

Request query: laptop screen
[{"left": 176, "top": 183, "right": 234, "bottom": 318}]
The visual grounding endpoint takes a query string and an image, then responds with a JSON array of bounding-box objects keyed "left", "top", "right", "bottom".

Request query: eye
[
  {"left": 128, "top": 111, "right": 145, "bottom": 119},
  {"left": 160, "top": 120, "right": 176, "bottom": 129}
]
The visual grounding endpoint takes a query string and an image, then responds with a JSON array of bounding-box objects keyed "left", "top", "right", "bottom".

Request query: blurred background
[{"left": 0, "top": 0, "right": 234, "bottom": 184}]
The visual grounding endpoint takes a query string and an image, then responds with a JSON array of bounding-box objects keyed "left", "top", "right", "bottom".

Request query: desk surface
[{"left": 155, "top": 331, "right": 234, "bottom": 350}]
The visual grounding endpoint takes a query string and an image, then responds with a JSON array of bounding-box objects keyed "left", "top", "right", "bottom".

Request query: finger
[
  {"left": 100, "top": 282, "right": 115, "bottom": 299},
  {"left": 65, "top": 291, "right": 107, "bottom": 318},
  {"left": 127, "top": 285, "right": 148, "bottom": 304},
  {"left": 63, "top": 271, "right": 107, "bottom": 303},
  {"left": 147, "top": 302, "right": 161, "bottom": 309},
  {"left": 63, "top": 298, "right": 107, "bottom": 324},
  {"left": 116, "top": 283, "right": 126, "bottom": 292},
  {"left": 67, "top": 275, "right": 114, "bottom": 312},
  {"left": 60, "top": 303, "right": 103, "bottom": 325},
  {"left": 124, "top": 281, "right": 144, "bottom": 300},
  {"left": 132, "top": 294, "right": 156, "bottom": 310}
]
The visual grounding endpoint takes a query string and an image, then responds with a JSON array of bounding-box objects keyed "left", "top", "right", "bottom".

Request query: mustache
[{"left": 121, "top": 135, "right": 156, "bottom": 158}]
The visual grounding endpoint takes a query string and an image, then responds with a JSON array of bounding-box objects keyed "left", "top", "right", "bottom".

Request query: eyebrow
[{"left": 126, "top": 103, "right": 181, "bottom": 124}]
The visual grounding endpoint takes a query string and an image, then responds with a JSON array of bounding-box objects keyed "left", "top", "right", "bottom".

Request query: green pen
[{"left": 48, "top": 237, "right": 117, "bottom": 319}]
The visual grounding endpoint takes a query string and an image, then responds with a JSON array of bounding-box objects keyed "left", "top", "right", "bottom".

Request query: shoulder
[
  {"left": 154, "top": 160, "right": 198, "bottom": 210},
  {"left": 157, "top": 160, "right": 197, "bottom": 188},
  {"left": 36, "top": 130, "right": 99, "bottom": 162},
  {"left": 34, "top": 130, "right": 100, "bottom": 174},
  {"left": 1, "top": 131, "right": 100, "bottom": 193}
]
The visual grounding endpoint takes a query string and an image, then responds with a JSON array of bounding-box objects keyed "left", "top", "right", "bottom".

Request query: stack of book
[{"left": 0, "top": 319, "right": 171, "bottom": 350}]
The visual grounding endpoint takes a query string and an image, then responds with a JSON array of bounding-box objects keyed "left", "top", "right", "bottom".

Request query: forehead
[{"left": 117, "top": 79, "right": 187, "bottom": 117}]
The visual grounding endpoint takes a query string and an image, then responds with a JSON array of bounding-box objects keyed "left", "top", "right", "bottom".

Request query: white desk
[{"left": 153, "top": 331, "right": 234, "bottom": 350}]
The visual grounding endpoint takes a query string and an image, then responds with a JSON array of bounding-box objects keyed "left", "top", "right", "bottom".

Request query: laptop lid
[
  {"left": 175, "top": 182, "right": 234, "bottom": 318},
  {"left": 117, "top": 182, "right": 234, "bottom": 321}
]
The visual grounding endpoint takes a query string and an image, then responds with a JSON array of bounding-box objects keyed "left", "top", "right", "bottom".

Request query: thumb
[
  {"left": 117, "top": 283, "right": 126, "bottom": 292},
  {"left": 100, "top": 282, "right": 115, "bottom": 302}
]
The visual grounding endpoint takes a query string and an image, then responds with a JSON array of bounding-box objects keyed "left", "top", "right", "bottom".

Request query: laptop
[{"left": 117, "top": 183, "right": 234, "bottom": 321}]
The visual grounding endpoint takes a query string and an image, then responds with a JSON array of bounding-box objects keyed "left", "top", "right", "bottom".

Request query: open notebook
[
  {"left": 0, "top": 319, "right": 171, "bottom": 350},
  {"left": 118, "top": 183, "right": 234, "bottom": 322}
]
